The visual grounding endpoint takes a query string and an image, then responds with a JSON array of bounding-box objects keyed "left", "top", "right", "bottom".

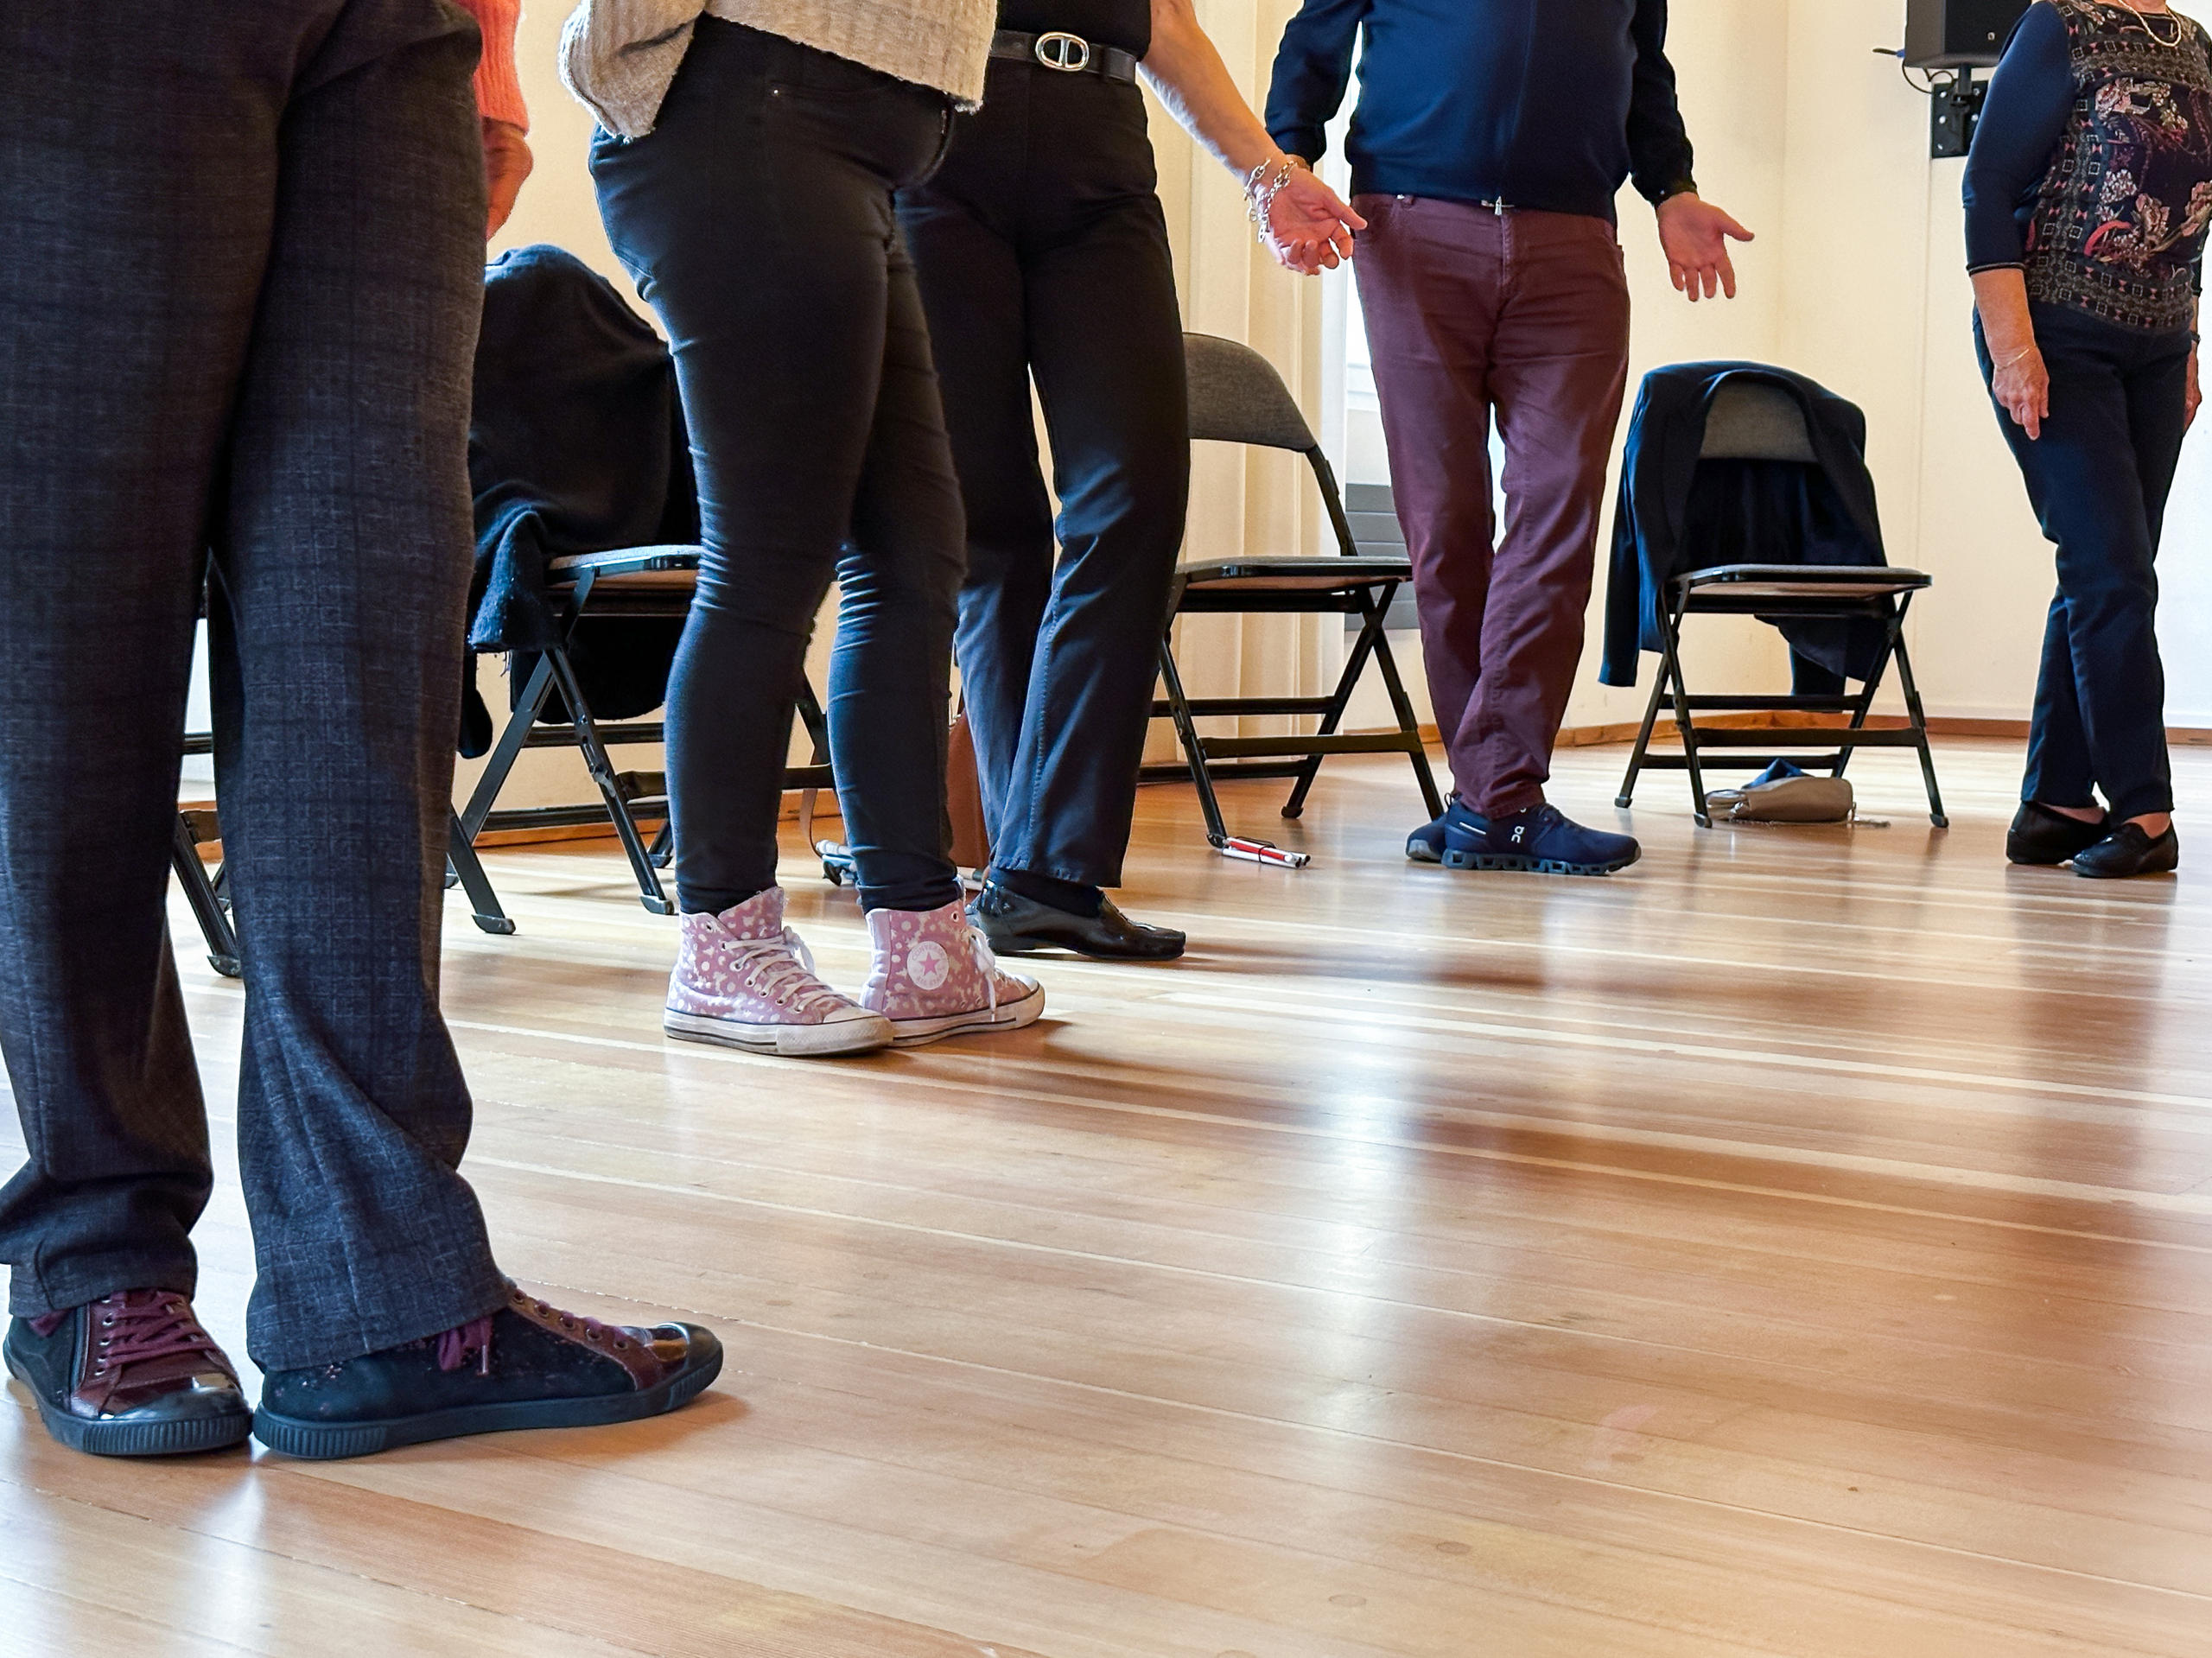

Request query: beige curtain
[{"left": 1144, "top": 0, "right": 1338, "bottom": 759}]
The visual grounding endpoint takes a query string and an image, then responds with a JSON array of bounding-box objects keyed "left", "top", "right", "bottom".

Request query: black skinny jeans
[
  {"left": 1978, "top": 302, "right": 2190, "bottom": 822},
  {"left": 898, "top": 59, "right": 1189, "bottom": 893},
  {"left": 592, "top": 21, "right": 965, "bottom": 915}
]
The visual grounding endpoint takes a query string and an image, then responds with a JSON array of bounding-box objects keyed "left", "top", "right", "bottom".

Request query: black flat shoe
[
  {"left": 969, "top": 881, "right": 1185, "bottom": 961},
  {"left": 2006, "top": 801, "right": 2112, "bottom": 866},
  {"left": 252, "top": 1280, "right": 721, "bottom": 1460},
  {"left": 2072, "top": 822, "right": 2179, "bottom": 880},
  {"left": 3, "top": 1291, "right": 252, "bottom": 1457}
]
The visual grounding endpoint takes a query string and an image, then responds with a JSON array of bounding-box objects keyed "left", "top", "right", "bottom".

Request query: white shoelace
[
  {"left": 967, "top": 924, "right": 1002, "bottom": 1016},
  {"left": 725, "top": 927, "right": 850, "bottom": 1018}
]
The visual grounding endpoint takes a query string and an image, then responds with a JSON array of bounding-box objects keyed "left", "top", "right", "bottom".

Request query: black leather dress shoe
[
  {"left": 2006, "top": 801, "right": 2112, "bottom": 866},
  {"left": 969, "top": 881, "right": 1185, "bottom": 961},
  {"left": 2072, "top": 822, "right": 2180, "bottom": 880},
  {"left": 3, "top": 1290, "right": 252, "bottom": 1457},
  {"left": 254, "top": 1280, "right": 721, "bottom": 1460}
]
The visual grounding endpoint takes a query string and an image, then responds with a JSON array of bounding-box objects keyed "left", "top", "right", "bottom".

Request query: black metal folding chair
[
  {"left": 448, "top": 549, "right": 834, "bottom": 932},
  {"left": 1613, "top": 380, "right": 1946, "bottom": 828},
  {"left": 1146, "top": 334, "right": 1443, "bottom": 856},
  {"left": 171, "top": 734, "right": 240, "bottom": 978}
]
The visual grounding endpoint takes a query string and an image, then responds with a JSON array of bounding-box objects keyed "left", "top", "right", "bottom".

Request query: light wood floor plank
[{"left": 8, "top": 740, "right": 2212, "bottom": 1654}]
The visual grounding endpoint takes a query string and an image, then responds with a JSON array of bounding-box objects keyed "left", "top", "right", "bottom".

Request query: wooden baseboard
[
  {"left": 200, "top": 715, "right": 2209, "bottom": 862},
  {"left": 1554, "top": 712, "right": 2212, "bottom": 747}
]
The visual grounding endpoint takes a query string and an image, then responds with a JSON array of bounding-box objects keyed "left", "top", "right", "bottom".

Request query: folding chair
[
  {"left": 1146, "top": 334, "right": 1443, "bottom": 858},
  {"left": 448, "top": 552, "right": 834, "bottom": 932},
  {"left": 1613, "top": 379, "right": 1946, "bottom": 828},
  {"left": 172, "top": 733, "right": 239, "bottom": 979}
]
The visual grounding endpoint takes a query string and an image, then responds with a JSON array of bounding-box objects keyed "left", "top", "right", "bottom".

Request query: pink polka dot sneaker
[
  {"left": 862, "top": 900, "right": 1046, "bottom": 1048},
  {"left": 664, "top": 888, "right": 893, "bottom": 1058}
]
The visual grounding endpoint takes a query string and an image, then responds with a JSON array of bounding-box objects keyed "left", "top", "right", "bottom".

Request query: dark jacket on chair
[
  {"left": 464, "top": 245, "right": 695, "bottom": 753},
  {"left": 1599, "top": 362, "right": 1886, "bottom": 689}
]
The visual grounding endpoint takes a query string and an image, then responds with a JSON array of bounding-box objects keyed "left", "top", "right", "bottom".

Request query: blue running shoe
[
  {"left": 1408, "top": 797, "right": 1485, "bottom": 863},
  {"left": 1442, "top": 803, "right": 1640, "bottom": 876}
]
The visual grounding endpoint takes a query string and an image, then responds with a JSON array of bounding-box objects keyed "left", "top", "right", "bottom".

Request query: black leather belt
[{"left": 990, "top": 29, "right": 1140, "bottom": 83}]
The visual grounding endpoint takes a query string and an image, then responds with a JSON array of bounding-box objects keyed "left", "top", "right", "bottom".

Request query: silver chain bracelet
[{"left": 1244, "top": 159, "right": 1302, "bottom": 240}]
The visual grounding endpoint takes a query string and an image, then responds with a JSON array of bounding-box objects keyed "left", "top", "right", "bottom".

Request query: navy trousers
[
  {"left": 1980, "top": 303, "right": 2190, "bottom": 822},
  {"left": 899, "top": 59, "right": 1189, "bottom": 892},
  {"left": 592, "top": 20, "right": 967, "bottom": 916},
  {"left": 0, "top": 0, "right": 508, "bottom": 1370}
]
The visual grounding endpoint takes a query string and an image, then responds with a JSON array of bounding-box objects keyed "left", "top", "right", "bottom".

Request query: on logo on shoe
[{"left": 907, "top": 940, "right": 952, "bottom": 991}]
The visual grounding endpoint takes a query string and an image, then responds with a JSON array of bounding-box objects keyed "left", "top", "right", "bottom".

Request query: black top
[
  {"left": 1264, "top": 0, "right": 1696, "bottom": 221},
  {"left": 1962, "top": 0, "right": 2212, "bottom": 334},
  {"left": 997, "top": 0, "right": 1150, "bottom": 58}
]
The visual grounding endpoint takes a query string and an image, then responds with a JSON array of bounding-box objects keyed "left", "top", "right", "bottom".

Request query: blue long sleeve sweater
[{"left": 1262, "top": 0, "right": 1698, "bottom": 222}]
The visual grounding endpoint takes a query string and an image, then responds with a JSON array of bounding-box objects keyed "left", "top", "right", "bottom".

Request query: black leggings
[{"left": 592, "top": 20, "right": 965, "bottom": 914}]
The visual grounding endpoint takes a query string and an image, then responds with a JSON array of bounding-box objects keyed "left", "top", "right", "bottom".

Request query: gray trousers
[{"left": 0, "top": 0, "right": 508, "bottom": 1371}]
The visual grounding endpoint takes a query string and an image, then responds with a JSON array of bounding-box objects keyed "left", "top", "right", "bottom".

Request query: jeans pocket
[
  {"left": 912, "top": 103, "right": 956, "bottom": 189},
  {"left": 772, "top": 41, "right": 902, "bottom": 103}
]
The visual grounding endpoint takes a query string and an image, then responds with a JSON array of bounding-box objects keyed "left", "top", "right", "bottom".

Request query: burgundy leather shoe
[
  {"left": 3, "top": 1290, "right": 252, "bottom": 1456},
  {"left": 252, "top": 1280, "right": 721, "bottom": 1460}
]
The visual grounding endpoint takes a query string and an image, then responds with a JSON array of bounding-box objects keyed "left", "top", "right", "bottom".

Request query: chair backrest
[
  {"left": 1700, "top": 378, "right": 1819, "bottom": 463},
  {"left": 1185, "top": 332, "right": 1319, "bottom": 453},
  {"left": 1182, "top": 332, "right": 1359, "bottom": 556}
]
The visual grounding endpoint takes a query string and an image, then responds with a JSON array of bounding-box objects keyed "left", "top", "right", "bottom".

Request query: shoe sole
[
  {"left": 251, "top": 1347, "right": 724, "bottom": 1462},
  {"left": 2073, "top": 857, "right": 2180, "bottom": 880},
  {"left": 887, "top": 982, "right": 1046, "bottom": 1048},
  {"left": 2007, "top": 835, "right": 2101, "bottom": 867},
  {"left": 1440, "top": 847, "right": 1641, "bottom": 877},
  {"left": 664, "top": 1011, "right": 893, "bottom": 1058},
  {"left": 984, "top": 932, "right": 1185, "bottom": 962},
  {"left": 3, "top": 1350, "right": 252, "bottom": 1458},
  {"left": 1406, "top": 842, "right": 1444, "bottom": 865}
]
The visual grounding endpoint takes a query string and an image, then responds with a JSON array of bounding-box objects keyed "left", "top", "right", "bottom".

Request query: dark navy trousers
[
  {"left": 0, "top": 1, "right": 508, "bottom": 1370},
  {"left": 1980, "top": 303, "right": 2190, "bottom": 822},
  {"left": 899, "top": 59, "right": 1189, "bottom": 892}
]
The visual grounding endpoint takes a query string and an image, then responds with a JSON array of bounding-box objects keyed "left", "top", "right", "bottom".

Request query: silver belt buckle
[{"left": 1033, "top": 31, "right": 1092, "bottom": 72}]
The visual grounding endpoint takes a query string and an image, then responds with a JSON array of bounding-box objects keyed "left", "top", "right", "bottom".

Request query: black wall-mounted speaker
[{"left": 1903, "top": 0, "right": 2032, "bottom": 67}]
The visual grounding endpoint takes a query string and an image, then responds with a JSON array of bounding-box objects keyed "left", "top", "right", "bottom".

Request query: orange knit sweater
[{"left": 458, "top": 0, "right": 531, "bottom": 130}]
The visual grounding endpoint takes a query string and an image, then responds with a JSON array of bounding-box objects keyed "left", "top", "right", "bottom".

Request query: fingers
[
  {"left": 481, "top": 122, "right": 532, "bottom": 242},
  {"left": 1718, "top": 248, "right": 1738, "bottom": 301},
  {"left": 1722, "top": 213, "right": 1756, "bottom": 243},
  {"left": 1312, "top": 179, "right": 1367, "bottom": 231}
]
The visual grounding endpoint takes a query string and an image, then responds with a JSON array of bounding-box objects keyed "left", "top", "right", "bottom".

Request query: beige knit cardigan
[{"left": 561, "top": 0, "right": 995, "bottom": 137}]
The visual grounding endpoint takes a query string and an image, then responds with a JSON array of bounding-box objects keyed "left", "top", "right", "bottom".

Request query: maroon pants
[{"left": 1354, "top": 197, "right": 1630, "bottom": 818}]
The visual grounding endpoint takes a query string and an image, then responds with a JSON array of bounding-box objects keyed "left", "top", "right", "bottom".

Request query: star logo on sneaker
[{"left": 907, "top": 941, "right": 952, "bottom": 991}]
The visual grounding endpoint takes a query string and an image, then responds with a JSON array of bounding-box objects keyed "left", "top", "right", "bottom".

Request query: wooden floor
[{"left": 6, "top": 738, "right": 2212, "bottom": 1657}]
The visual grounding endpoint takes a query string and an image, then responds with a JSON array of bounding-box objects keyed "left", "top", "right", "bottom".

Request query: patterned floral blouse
[{"left": 1964, "top": 0, "right": 2212, "bottom": 334}]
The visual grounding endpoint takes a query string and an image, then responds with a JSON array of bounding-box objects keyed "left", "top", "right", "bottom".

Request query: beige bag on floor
[{"left": 1706, "top": 772, "right": 1854, "bottom": 823}]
